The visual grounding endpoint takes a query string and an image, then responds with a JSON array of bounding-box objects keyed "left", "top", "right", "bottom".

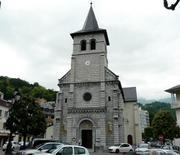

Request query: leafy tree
[
  {"left": 31, "top": 86, "right": 47, "bottom": 99},
  {"left": 0, "top": 76, "right": 56, "bottom": 101},
  {"left": 6, "top": 94, "right": 46, "bottom": 147},
  {"left": 144, "top": 127, "right": 153, "bottom": 142},
  {"left": 174, "top": 126, "right": 180, "bottom": 138},
  {"left": 151, "top": 110, "right": 177, "bottom": 141},
  {"left": 140, "top": 102, "right": 176, "bottom": 125}
]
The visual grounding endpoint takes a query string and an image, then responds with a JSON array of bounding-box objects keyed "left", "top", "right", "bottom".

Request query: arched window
[
  {"left": 81, "top": 40, "right": 86, "bottom": 51},
  {"left": 90, "top": 39, "right": 96, "bottom": 50}
]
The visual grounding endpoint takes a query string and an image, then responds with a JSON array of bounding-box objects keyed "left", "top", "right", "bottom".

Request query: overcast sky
[{"left": 0, "top": 0, "right": 180, "bottom": 100}]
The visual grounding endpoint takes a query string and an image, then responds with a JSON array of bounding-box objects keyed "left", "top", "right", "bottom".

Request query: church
[{"left": 53, "top": 4, "right": 142, "bottom": 151}]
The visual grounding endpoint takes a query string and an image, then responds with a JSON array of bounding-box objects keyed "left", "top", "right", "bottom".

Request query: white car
[
  {"left": 33, "top": 144, "right": 89, "bottom": 155},
  {"left": 108, "top": 143, "right": 133, "bottom": 153},
  {"left": 2, "top": 141, "right": 21, "bottom": 151},
  {"left": 135, "top": 143, "right": 150, "bottom": 154},
  {"left": 18, "top": 142, "right": 62, "bottom": 155}
]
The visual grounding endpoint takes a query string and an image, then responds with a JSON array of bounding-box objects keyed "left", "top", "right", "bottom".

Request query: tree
[
  {"left": 6, "top": 94, "right": 46, "bottom": 147},
  {"left": 0, "top": 76, "right": 56, "bottom": 101},
  {"left": 140, "top": 101, "right": 176, "bottom": 125},
  {"left": 174, "top": 126, "right": 180, "bottom": 138},
  {"left": 164, "top": 0, "right": 180, "bottom": 10},
  {"left": 151, "top": 110, "right": 177, "bottom": 142},
  {"left": 143, "top": 127, "right": 153, "bottom": 142}
]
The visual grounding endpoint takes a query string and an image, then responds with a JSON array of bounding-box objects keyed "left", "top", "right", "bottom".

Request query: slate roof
[
  {"left": 165, "top": 85, "right": 180, "bottom": 93},
  {"left": 123, "top": 87, "right": 137, "bottom": 102},
  {"left": 82, "top": 5, "right": 99, "bottom": 31},
  {"left": 70, "top": 5, "right": 109, "bottom": 45}
]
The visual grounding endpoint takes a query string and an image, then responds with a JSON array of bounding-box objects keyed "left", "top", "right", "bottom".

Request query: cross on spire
[{"left": 90, "top": 1, "right": 93, "bottom": 6}]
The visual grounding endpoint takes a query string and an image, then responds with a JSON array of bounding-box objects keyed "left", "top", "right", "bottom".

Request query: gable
[
  {"left": 59, "top": 69, "right": 71, "bottom": 84},
  {"left": 105, "top": 67, "right": 118, "bottom": 81}
]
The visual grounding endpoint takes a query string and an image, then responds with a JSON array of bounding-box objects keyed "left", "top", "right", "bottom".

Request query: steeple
[
  {"left": 70, "top": 4, "right": 109, "bottom": 45},
  {"left": 82, "top": 5, "right": 99, "bottom": 31}
]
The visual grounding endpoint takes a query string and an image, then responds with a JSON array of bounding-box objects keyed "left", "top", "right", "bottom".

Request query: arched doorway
[
  {"left": 127, "top": 135, "right": 133, "bottom": 145},
  {"left": 79, "top": 120, "right": 93, "bottom": 149}
]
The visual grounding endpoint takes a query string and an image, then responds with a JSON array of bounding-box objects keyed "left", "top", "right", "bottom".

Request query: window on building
[
  {"left": 18, "top": 136, "right": 22, "bottom": 142},
  {"left": 108, "top": 96, "right": 111, "bottom": 101},
  {"left": 65, "top": 98, "right": 67, "bottom": 103},
  {"left": 80, "top": 40, "right": 86, "bottom": 51},
  {"left": 90, "top": 39, "right": 96, "bottom": 50},
  {"left": 56, "top": 118, "right": 60, "bottom": 123},
  {"left": 83, "top": 92, "right": 92, "bottom": 101},
  {"left": 4, "top": 111, "right": 8, "bottom": 118},
  {"left": 3, "top": 123, "right": 6, "bottom": 129}
]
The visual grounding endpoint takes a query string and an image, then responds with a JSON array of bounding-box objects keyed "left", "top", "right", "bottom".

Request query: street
[{"left": 0, "top": 149, "right": 127, "bottom": 155}]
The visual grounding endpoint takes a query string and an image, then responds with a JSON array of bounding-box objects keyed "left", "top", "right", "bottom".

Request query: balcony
[{"left": 171, "top": 101, "right": 180, "bottom": 109}]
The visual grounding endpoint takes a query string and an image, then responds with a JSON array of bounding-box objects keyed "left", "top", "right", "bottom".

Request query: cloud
[{"left": 0, "top": 0, "right": 180, "bottom": 99}]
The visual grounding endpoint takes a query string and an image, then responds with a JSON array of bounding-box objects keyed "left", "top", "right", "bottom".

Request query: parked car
[
  {"left": 17, "top": 142, "right": 62, "bottom": 155},
  {"left": 149, "top": 149, "right": 178, "bottom": 155},
  {"left": 2, "top": 141, "right": 21, "bottom": 151},
  {"left": 161, "top": 144, "right": 173, "bottom": 150},
  {"left": 33, "top": 144, "right": 90, "bottom": 155},
  {"left": 108, "top": 143, "right": 133, "bottom": 153},
  {"left": 26, "top": 139, "right": 61, "bottom": 149},
  {"left": 135, "top": 143, "right": 150, "bottom": 154}
]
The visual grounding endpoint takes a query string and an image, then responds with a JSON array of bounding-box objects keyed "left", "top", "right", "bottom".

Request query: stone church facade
[{"left": 53, "top": 5, "right": 141, "bottom": 151}]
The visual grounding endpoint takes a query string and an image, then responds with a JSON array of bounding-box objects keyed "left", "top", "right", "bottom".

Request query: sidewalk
[{"left": 0, "top": 150, "right": 4, "bottom": 155}]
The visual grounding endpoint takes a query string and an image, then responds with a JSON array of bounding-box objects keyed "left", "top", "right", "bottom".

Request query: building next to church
[
  {"left": 53, "top": 5, "right": 142, "bottom": 151},
  {"left": 165, "top": 85, "right": 180, "bottom": 126},
  {"left": 0, "top": 92, "right": 11, "bottom": 147},
  {"left": 123, "top": 87, "right": 142, "bottom": 145}
]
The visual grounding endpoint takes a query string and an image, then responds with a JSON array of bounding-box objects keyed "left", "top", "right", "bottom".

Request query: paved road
[
  {"left": 0, "top": 150, "right": 4, "bottom": 155},
  {"left": 0, "top": 149, "right": 129, "bottom": 155},
  {"left": 91, "top": 152, "right": 124, "bottom": 155}
]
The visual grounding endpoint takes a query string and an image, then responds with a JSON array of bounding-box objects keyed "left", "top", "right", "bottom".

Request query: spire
[
  {"left": 82, "top": 4, "right": 99, "bottom": 31},
  {"left": 70, "top": 4, "right": 110, "bottom": 45}
]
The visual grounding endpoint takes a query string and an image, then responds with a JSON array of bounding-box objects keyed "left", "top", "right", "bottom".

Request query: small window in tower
[
  {"left": 65, "top": 98, "right": 67, "bottom": 103},
  {"left": 81, "top": 40, "right": 86, "bottom": 51},
  {"left": 90, "top": 39, "right": 96, "bottom": 50},
  {"left": 108, "top": 96, "right": 111, "bottom": 101}
]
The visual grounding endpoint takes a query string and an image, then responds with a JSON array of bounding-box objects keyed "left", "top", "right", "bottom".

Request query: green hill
[
  {"left": 0, "top": 76, "right": 56, "bottom": 101},
  {"left": 139, "top": 101, "right": 176, "bottom": 125}
]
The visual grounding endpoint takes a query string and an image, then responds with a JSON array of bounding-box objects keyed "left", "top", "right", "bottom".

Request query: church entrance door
[{"left": 81, "top": 129, "right": 92, "bottom": 148}]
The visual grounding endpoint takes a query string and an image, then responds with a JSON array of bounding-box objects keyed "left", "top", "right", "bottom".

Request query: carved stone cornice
[
  {"left": 68, "top": 107, "right": 106, "bottom": 113},
  {"left": 58, "top": 80, "right": 119, "bottom": 86}
]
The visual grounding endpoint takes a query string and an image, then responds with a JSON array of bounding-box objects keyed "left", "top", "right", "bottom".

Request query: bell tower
[{"left": 70, "top": 5, "right": 109, "bottom": 83}]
